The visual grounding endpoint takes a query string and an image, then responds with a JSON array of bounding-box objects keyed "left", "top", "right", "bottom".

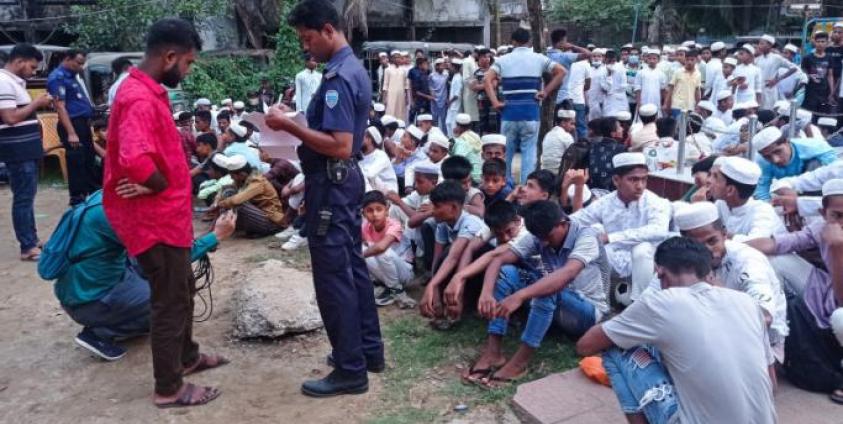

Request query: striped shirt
[
  {"left": 0, "top": 69, "right": 41, "bottom": 163},
  {"left": 491, "top": 47, "right": 556, "bottom": 121}
]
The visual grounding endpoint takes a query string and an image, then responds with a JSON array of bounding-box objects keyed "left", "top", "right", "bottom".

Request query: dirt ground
[{"left": 0, "top": 185, "right": 398, "bottom": 424}]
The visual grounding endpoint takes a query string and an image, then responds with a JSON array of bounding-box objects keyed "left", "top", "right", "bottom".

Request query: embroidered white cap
[
  {"left": 710, "top": 41, "right": 726, "bottom": 52},
  {"left": 760, "top": 34, "right": 776, "bottom": 45},
  {"left": 723, "top": 57, "right": 738, "bottom": 67},
  {"left": 615, "top": 111, "right": 633, "bottom": 121},
  {"left": 426, "top": 128, "right": 450, "bottom": 149},
  {"left": 663, "top": 46, "right": 675, "bottom": 54},
  {"left": 373, "top": 102, "right": 385, "bottom": 112},
  {"left": 714, "top": 156, "right": 762, "bottom": 185},
  {"left": 702, "top": 116, "right": 727, "bottom": 136},
  {"left": 211, "top": 153, "right": 230, "bottom": 169},
  {"left": 557, "top": 109, "right": 576, "bottom": 119},
  {"left": 194, "top": 98, "right": 211, "bottom": 107},
  {"left": 481, "top": 134, "right": 506, "bottom": 147},
  {"left": 366, "top": 126, "right": 383, "bottom": 145},
  {"left": 818, "top": 117, "right": 838, "bottom": 127},
  {"left": 228, "top": 122, "right": 248, "bottom": 138},
  {"left": 682, "top": 40, "right": 696, "bottom": 48},
  {"left": 612, "top": 152, "right": 647, "bottom": 168},
  {"left": 822, "top": 179, "right": 843, "bottom": 197},
  {"left": 406, "top": 124, "right": 424, "bottom": 140},
  {"left": 415, "top": 163, "right": 440, "bottom": 175},
  {"left": 697, "top": 100, "right": 716, "bottom": 114},
  {"left": 455, "top": 113, "right": 472, "bottom": 125},
  {"left": 593, "top": 48, "right": 607, "bottom": 55},
  {"left": 396, "top": 119, "right": 406, "bottom": 128},
  {"left": 390, "top": 50, "right": 401, "bottom": 56},
  {"left": 416, "top": 114, "right": 433, "bottom": 123},
  {"left": 783, "top": 44, "right": 799, "bottom": 54},
  {"left": 740, "top": 44, "right": 756, "bottom": 55},
  {"left": 380, "top": 115, "right": 397, "bottom": 126},
  {"left": 752, "top": 126, "right": 783, "bottom": 152},
  {"left": 221, "top": 98, "right": 232, "bottom": 105},
  {"left": 233, "top": 101, "right": 245, "bottom": 109},
  {"left": 378, "top": 52, "right": 388, "bottom": 58},
  {"left": 224, "top": 154, "right": 249, "bottom": 171},
  {"left": 674, "top": 201, "right": 720, "bottom": 231},
  {"left": 639, "top": 103, "right": 658, "bottom": 117}
]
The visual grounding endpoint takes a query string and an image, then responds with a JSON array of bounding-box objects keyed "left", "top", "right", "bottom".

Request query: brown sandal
[
  {"left": 20, "top": 248, "right": 41, "bottom": 262},
  {"left": 155, "top": 383, "right": 221, "bottom": 409},
  {"left": 183, "top": 353, "right": 230, "bottom": 376}
]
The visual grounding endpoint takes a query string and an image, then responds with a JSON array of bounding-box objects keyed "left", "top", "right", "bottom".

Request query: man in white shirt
[
  {"left": 674, "top": 202, "right": 788, "bottom": 361},
  {"left": 360, "top": 126, "right": 398, "bottom": 193},
  {"left": 770, "top": 160, "right": 843, "bottom": 219},
  {"left": 601, "top": 50, "right": 629, "bottom": 117},
  {"left": 703, "top": 42, "right": 725, "bottom": 98},
  {"left": 566, "top": 57, "right": 592, "bottom": 140},
  {"left": 709, "top": 156, "right": 786, "bottom": 243},
  {"left": 106, "top": 57, "right": 132, "bottom": 107},
  {"left": 733, "top": 44, "right": 763, "bottom": 105},
  {"left": 571, "top": 153, "right": 671, "bottom": 303},
  {"left": 634, "top": 48, "right": 667, "bottom": 117},
  {"left": 712, "top": 89, "right": 734, "bottom": 125},
  {"left": 541, "top": 108, "right": 575, "bottom": 173},
  {"left": 777, "top": 44, "right": 808, "bottom": 101},
  {"left": 756, "top": 35, "right": 799, "bottom": 110},
  {"left": 294, "top": 56, "right": 322, "bottom": 112},
  {"left": 577, "top": 236, "right": 777, "bottom": 424},
  {"left": 586, "top": 49, "right": 607, "bottom": 121}
]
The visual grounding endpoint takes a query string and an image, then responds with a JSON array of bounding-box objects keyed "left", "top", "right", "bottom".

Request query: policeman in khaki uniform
[{"left": 265, "top": 0, "right": 384, "bottom": 397}]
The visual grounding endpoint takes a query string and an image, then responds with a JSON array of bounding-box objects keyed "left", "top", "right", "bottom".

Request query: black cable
[{"left": 192, "top": 255, "right": 214, "bottom": 322}]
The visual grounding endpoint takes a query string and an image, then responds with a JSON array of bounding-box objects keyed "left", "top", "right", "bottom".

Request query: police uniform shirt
[{"left": 47, "top": 65, "right": 93, "bottom": 119}]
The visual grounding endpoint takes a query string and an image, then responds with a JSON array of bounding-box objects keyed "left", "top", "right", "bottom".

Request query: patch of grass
[{"left": 372, "top": 313, "right": 580, "bottom": 422}]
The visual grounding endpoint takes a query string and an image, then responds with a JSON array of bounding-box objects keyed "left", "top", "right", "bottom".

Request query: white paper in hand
[{"left": 242, "top": 111, "right": 307, "bottom": 161}]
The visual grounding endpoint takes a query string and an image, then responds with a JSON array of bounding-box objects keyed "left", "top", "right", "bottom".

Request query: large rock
[{"left": 233, "top": 259, "right": 323, "bottom": 338}]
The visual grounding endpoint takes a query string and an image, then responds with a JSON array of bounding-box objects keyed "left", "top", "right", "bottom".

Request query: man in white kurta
[
  {"left": 572, "top": 153, "right": 671, "bottom": 302},
  {"left": 461, "top": 51, "right": 479, "bottom": 123},
  {"left": 755, "top": 35, "right": 799, "bottom": 110},
  {"left": 601, "top": 58, "right": 629, "bottom": 117},
  {"left": 733, "top": 45, "right": 763, "bottom": 104},
  {"left": 359, "top": 127, "right": 398, "bottom": 193},
  {"left": 294, "top": 57, "right": 322, "bottom": 113},
  {"left": 382, "top": 52, "right": 409, "bottom": 121},
  {"left": 634, "top": 49, "right": 667, "bottom": 115},
  {"left": 541, "top": 109, "right": 575, "bottom": 174}
]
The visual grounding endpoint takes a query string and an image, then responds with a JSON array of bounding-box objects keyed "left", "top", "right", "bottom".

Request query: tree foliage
[
  {"left": 549, "top": 0, "right": 654, "bottom": 42},
  {"left": 65, "top": 0, "right": 228, "bottom": 51}
]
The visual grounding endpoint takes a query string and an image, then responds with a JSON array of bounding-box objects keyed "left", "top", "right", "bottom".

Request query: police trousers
[
  {"left": 304, "top": 167, "right": 383, "bottom": 376},
  {"left": 57, "top": 116, "right": 100, "bottom": 205}
]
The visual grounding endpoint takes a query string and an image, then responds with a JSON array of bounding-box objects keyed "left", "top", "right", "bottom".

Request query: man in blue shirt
[
  {"left": 408, "top": 56, "right": 433, "bottom": 123},
  {"left": 484, "top": 28, "right": 566, "bottom": 184},
  {"left": 45, "top": 190, "right": 235, "bottom": 361},
  {"left": 753, "top": 126, "right": 838, "bottom": 200},
  {"left": 47, "top": 49, "right": 98, "bottom": 206},
  {"left": 546, "top": 28, "right": 590, "bottom": 108},
  {"left": 266, "top": 0, "right": 384, "bottom": 398}
]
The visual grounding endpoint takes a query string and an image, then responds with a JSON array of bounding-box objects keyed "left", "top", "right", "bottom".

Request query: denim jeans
[
  {"left": 573, "top": 103, "right": 588, "bottom": 140},
  {"left": 6, "top": 160, "right": 39, "bottom": 253},
  {"left": 488, "top": 265, "right": 597, "bottom": 348},
  {"left": 63, "top": 261, "right": 151, "bottom": 342},
  {"left": 501, "top": 120, "right": 540, "bottom": 184},
  {"left": 602, "top": 346, "right": 679, "bottom": 424}
]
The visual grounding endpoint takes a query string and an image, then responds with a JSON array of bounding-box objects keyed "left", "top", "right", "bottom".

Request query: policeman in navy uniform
[
  {"left": 47, "top": 49, "right": 98, "bottom": 206},
  {"left": 265, "top": 0, "right": 384, "bottom": 397}
]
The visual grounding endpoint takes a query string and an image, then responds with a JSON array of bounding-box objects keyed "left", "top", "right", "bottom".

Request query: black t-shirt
[
  {"left": 826, "top": 45, "right": 843, "bottom": 80},
  {"left": 802, "top": 53, "right": 831, "bottom": 98}
]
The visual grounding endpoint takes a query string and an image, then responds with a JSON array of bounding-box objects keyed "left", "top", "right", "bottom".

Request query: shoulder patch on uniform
[{"left": 325, "top": 90, "right": 339, "bottom": 109}]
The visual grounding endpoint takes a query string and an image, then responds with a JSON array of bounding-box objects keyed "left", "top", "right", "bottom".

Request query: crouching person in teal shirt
[
  {"left": 753, "top": 126, "right": 837, "bottom": 201},
  {"left": 46, "top": 190, "right": 236, "bottom": 361}
]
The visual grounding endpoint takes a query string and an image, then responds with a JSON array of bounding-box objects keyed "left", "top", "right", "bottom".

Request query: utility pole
[{"left": 631, "top": 0, "right": 641, "bottom": 44}]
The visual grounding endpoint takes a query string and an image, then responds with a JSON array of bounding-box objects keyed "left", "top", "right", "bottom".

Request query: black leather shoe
[
  {"left": 326, "top": 353, "right": 386, "bottom": 373},
  {"left": 301, "top": 369, "right": 369, "bottom": 397}
]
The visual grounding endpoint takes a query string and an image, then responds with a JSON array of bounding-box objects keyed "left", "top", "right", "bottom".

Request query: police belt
[{"left": 301, "top": 153, "right": 363, "bottom": 179}]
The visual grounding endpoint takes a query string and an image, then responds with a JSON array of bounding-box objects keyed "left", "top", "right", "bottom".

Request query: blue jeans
[
  {"left": 670, "top": 108, "right": 682, "bottom": 120},
  {"left": 63, "top": 262, "right": 151, "bottom": 342},
  {"left": 501, "top": 120, "right": 540, "bottom": 185},
  {"left": 488, "top": 265, "right": 596, "bottom": 348},
  {"left": 6, "top": 160, "right": 39, "bottom": 253},
  {"left": 573, "top": 103, "right": 588, "bottom": 140},
  {"left": 602, "top": 346, "right": 679, "bottom": 424}
]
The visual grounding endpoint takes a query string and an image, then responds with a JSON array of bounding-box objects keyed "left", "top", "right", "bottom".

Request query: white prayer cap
[
  {"left": 639, "top": 103, "right": 658, "bottom": 117},
  {"left": 396, "top": 119, "right": 406, "bottom": 128},
  {"left": 194, "top": 98, "right": 211, "bottom": 107},
  {"left": 497, "top": 46, "right": 508, "bottom": 54},
  {"left": 427, "top": 128, "right": 450, "bottom": 149},
  {"left": 557, "top": 109, "right": 576, "bottom": 119},
  {"left": 172, "top": 111, "right": 187, "bottom": 121},
  {"left": 835, "top": 22, "right": 843, "bottom": 29},
  {"left": 433, "top": 58, "right": 445, "bottom": 65},
  {"left": 406, "top": 124, "right": 424, "bottom": 140},
  {"left": 456, "top": 113, "right": 472, "bottom": 125},
  {"left": 587, "top": 43, "right": 597, "bottom": 50},
  {"left": 392, "top": 128, "right": 405, "bottom": 142},
  {"left": 225, "top": 154, "right": 249, "bottom": 171},
  {"left": 474, "top": 45, "right": 486, "bottom": 51},
  {"left": 366, "top": 126, "right": 383, "bottom": 145},
  {"left": 663, "top": 46, "right": 675, "bottom": 54},
  {"left": 770, "top": 179, "right": 793, "bottom": 193},
  {"left": 715, "top": 90, "right": 733, "bottom": 102},
  {"left": 211, "top": 153, "right": 232, "bottom": 170},
  {"left": 233, "top": 101, "right": 245, "bottom": 110},
  {"left": 822, "top": 179, "right": 843, "bottom": 198},
  {"left": 818, "top": 117, "right": 838, "bottom": 127},
  {"left": 760, "top": 34, "right": 776, "bottom": 45},
  {"left": 710, "top": 41, "right": 726, "bottom": 52},
  {"left": 416, "top": 114, "right": 433, "bottom": 123},
  {"left": 697, "top": 100, "right": 716, "bottom": 114},
  {"left": 612, "top": 152, "right": 647, "bottom": 169},
  {"left": 380, "top": 115, "right": 397, "bottom": 126},
  {"left": 644, "top": 47, "right": 660, "bottom": 56},
  {"left": 622, "top": 43, "right": 634, "bottom": 49},
  {"left": 221, "top": 98, "right": 232, "bottom": 105},
  {"left": 703, "top": 116, "right": 726, "bottom": 136},
  {"left": 592, "top": 48, "right": 607, "bottom": 55},
  {"left": 723, "top": 57, "right": 738, "bottom": 67},
  {"left": 797, "top": 109, "right": 813, "bottom": 123},
  {"left": 677, "top": 46, "right": 690, "bottom": 53},
  {"left": 714, "top": 156, "right": 762, "bottom": 185},
  {"left": 783, "top": 44, "right": 799, "bottom": 54},
  {"left": 228, "top": 122, "right": 248, "bottom": 138},
  {"left": 373, "top": 102, "right": 385, "bottom": 112},
  {"left": 740, "top": 44, "right": 756, "bottom": 55},
  {"left": 401, "top": 51, "right": 410, "bottom": 56},
  {"left": 615, "top": 111, "right": 633, "bottom": 121},
  {"left": 481, "top": 134, "right": 506, "bottom": 147},
  {"left": 674, "top": 201, "right": 720, "bottom": 231},
  {"left": 682, "top": 40, "right": 696, "bottom": 48},
  {"left": 752, "top": 126, "right": 783, "bottom": 152},
  {"left": 743, "top": 99, "right": 759, "bottom": 109},
  {"left": 378, "top": 52, "right": 388, "bottom": 58},
  {"left": 567, "top": 184, "right": 593, "bottom": 203},
  {"left": 415, "top": 163, "right": 440, "bottom": 175},
  {"left": 451, "top": 58, "right": 463, "bottom": 65},
  {"left": 390, "top": 50, "right": 401, "bottom": 56}
]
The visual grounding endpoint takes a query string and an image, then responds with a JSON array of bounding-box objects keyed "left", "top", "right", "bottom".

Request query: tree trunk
[
  {"left": 233, "top": 0, "right": 281, "bottom": 49},
  {"left": 526, "top": 0, "right": 554, "bottom": 156}
]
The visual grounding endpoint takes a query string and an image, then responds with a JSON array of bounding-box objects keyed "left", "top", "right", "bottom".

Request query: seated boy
[
  {"left": 360, "top": 126, "right": 398, "bottom": 193},
  {"left": 747, "top": 179, "right": 843, "bottom": 402},
  {"left": 541, "top": 109, "right": 576, "bottom": 175},
  {"left": 752, "top": 126, "right": 837, "bottom": 201},
  {"left": 419, "top": 181, "right": 489, "bottom": 326},
  {"left": 481, "top": 158, "right": 512, "bottom": 207},
  {"left": 361, "top": 191, "right": 415, "bottom": 308},
  {"left": 451, "top": 113, "right": 483, "bottom": 182},
  {"left": 393, "top": 124, "right": 428, "bottom": 194},
  {"left": 216, "top": 155, "right": 286, "bottom": 238},
  {"left": 442, "top": 155, "right": 485, "bottom": 217},
  {"left": 390, "top": 165, "right": 439, "bottom": 266},
  {"left": 507, "top": 169, "right": 555, "bottom": 206},
  {"left": 481, "top": 134, "right": 513, "bottom": 188},
  {"left": 463, "top": 200, "right": 608, "bottom": 387},
  {"left": 407, "top": 128, "right": 450, "bottom": 189}
]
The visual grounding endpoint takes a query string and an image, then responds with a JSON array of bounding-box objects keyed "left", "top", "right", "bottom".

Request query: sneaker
[
  {"left": 274, "top": 226, "right": 298, "bottom": 241},
  {"left": 282, "top": 234, "right": 308, "bottom": 251},
  {"left": 373, "top": 285, "right": 386, "bottom": 299},
  {"left": 394, "top": 291, "right": 418, "bottom": 309},
  {"left": 375, "top": 288, "right": 402, "bottom": 307},
  {"left": 75, "top": 329, "right": 126, "bottom": 361}
]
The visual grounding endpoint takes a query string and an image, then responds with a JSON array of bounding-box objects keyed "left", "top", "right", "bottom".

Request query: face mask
[
  {"left": 592, "top": 60, "right": 602, "bottom": 67},
  {"left": 628, "top": 55, "right": 640, "bottom": 65}
]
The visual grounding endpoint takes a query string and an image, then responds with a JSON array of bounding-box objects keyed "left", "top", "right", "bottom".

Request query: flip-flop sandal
[
  {"left": 480, "top": 370, "right": 528, "bottom": 390},
  {"left": 829, "top": 389, "right": 843, "bottom": 405},
  {"left": 20, "top": 251, "right": 40, "bottom": 262},
  {"left": 155, "top": 383, "right": 221, "bottom": 409},
  {"left": 184, "top": 353, "right": 230, "bottom": 376},
  {"left": 461, "top": 366, "right": 494, "bottom": 386}
]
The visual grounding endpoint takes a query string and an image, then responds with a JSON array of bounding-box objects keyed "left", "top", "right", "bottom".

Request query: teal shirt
[{"left": 54, "top": 191, "right": 218, "bottom": 306}]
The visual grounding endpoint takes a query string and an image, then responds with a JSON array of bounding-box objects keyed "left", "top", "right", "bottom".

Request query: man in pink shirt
[{"left": 103, "top": 18, "right": 226, "bottom": 408}]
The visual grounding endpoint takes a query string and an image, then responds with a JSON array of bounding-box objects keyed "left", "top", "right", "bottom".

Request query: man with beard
[{"left": 103, "top": 18, "right": 227, "bottom": 408}]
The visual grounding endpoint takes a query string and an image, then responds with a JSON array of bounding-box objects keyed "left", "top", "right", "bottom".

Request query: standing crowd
[{"left": 2, "top": 3, "right": 843, "bottom": 420}]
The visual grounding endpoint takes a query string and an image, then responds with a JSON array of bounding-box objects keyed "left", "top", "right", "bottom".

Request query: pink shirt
[
  {"left": 103, "top": 68, "right": 193, "bottom": 256},
  {"left": 362, "top": 217, "right": 402, "bottom": 246}
]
